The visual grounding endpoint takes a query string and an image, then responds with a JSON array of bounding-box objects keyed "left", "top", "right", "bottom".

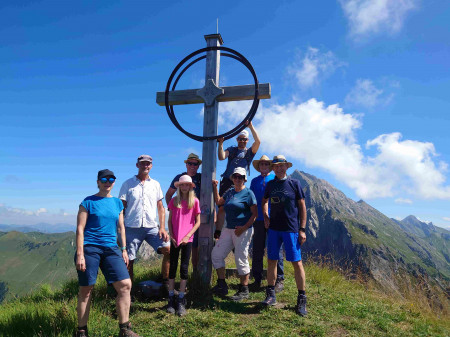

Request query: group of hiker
[{"left": 74, "top": 122, "right": 308, "bottom": 337}]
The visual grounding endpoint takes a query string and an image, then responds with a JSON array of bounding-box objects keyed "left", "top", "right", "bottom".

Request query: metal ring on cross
[{"left": 164, "top": 46, "right": 260, "bottom": 142}]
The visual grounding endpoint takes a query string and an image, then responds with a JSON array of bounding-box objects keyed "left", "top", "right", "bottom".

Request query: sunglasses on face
[
  {"left": 232, "top": 174, "right": 245, "bottom": 180},
  {"left": 100, "top": 177, "right": 116, "bottom": 184},
  {"left": 186, "top": 162, "right": 199, "bottom": 167},
  {"left": 272, "top": 159, "right": 287, "bottom": 164},
  {"left": 237, "top": 138, "right": 248, "bottom": 142}
]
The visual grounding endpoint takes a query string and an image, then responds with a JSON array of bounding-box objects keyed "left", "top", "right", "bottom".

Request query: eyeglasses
[
  {"left": 100, "top": 177, "right": 116, "bottom": 184},
  {"left": 186, "top": 162, "right": 199, "bottom": 167},
  {"left": 237, "top": 138, "right": 248, "bottom": 142},
  {"left": 232, "top": 174, "right": 245, "bottom": 180}
]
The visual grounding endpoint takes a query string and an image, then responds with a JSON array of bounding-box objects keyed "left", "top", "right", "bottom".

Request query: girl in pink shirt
[{"left": 167, "top": 175, "right": 201, "bottom": 316}]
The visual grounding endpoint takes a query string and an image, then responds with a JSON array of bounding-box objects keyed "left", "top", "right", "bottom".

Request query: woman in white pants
[{"left": 211, "top": 167, "right": 257, "bottom": 302}]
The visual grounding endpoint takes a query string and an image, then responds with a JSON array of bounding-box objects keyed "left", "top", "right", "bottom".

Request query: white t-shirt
[{"left": 119, "top": 176, "right": 163, "bottom": 228}]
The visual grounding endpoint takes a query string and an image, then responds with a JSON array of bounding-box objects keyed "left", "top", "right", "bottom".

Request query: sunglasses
[
  {"left": 272, "top": 159, "right": 287, "bottom": 164},
  {"left": 100, "top": 177, "right": 116, "bottom": 184},
  {"left": 232, "top": 174, "right": 245, "bottom": 180},
  {"left": 237, "top": 138, "right": 248, "bottom": 141},
  {"left": 186, "top": 162, "right": 199, "bottom": 166}
]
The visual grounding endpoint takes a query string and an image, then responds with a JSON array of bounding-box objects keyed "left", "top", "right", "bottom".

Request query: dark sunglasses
[
  {"left": 100, "top": 177, "right": 116, "bottom": 184},
  {"left": 186, "top": 162, "right": 199, "bottom": 166},
  {"left": 237, "top": 138, "right": 248, "bottom": 141},
  {"left": 272, "top": 159, "right": 287, "bottom": 164},
  {"left": 232, "top": 174, "right": 245, "bottom": 180}
]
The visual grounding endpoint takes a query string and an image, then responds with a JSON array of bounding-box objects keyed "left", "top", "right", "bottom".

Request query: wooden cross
[{"left": 156, "top": 34, "right": 271, "bottom": 283}]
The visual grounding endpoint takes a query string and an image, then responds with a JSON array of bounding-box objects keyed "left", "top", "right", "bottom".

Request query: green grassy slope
[
  {"left": 0, "top": 259, "right": 448, "bottom": 337},
  {"left": 0, "top": 231, "right": 76, "bottom": 302}
]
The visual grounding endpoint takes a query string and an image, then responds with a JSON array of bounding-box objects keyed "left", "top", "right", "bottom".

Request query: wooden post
[{"left": 197, "top": 34, "right": 223, "bottom": 283}]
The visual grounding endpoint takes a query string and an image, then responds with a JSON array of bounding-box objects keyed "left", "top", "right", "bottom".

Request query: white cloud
[
  {"left": 288, "top": 47, "right": 344, "bottom": 89},
  {"left": 339, "top": 0, "right": 418, "bottom": 38},
  {"left": 395, "top": 198, "right": 413, "bottom": 204},
  {"left": 443, "top": 217, "right": 450, "bottom": 222},
  {"left": 0, "top": 204, "right": 74, "bottom": 225},
  {"left": 252, "top": 99, "right": 450, "bottom": 200},
  {"left": 345, "top": 79, "right": 393, "bottom": 108}
]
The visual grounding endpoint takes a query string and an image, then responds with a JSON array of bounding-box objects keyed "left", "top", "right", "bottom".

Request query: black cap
[{"left": 97, "top": 169, "right": 116, "bottom": 180}]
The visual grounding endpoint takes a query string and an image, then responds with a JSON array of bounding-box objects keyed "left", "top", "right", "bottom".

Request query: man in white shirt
[{"left": 119, "top": 154, "right": 170, "bottom": 288}]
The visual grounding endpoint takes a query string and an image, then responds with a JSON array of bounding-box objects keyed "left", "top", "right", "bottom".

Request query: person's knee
[
  {"left": 159, "top": 246, "right": 170, "bottom": 257},
  {"left": 114, "top": 279, "right": 132, "bottom": 295},
  {"left": 78, "top": 285, "right": 94, "bottom": 298}
]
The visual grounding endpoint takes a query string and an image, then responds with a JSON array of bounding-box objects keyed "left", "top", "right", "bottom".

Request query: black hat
[{"left": 97, "top": 169, "right": 116, "bottom": 180}]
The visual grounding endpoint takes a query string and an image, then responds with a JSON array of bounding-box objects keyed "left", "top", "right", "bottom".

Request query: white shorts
[{"left": 211, "top": 227, "right": 254, "bottom": 275}]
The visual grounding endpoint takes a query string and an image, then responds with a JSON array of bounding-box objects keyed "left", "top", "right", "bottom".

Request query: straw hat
[
  {"left": 174, "top": 175, "right": 196, "bottom": 188},
  {"left": 252, "top": 155, "right": 272, "bottom": 172},
  {"left": 184, "top": 153, "right": 202, "bottom": 165},
  {"left": 271, "top": 155, "right": 293, "bottom": 168}
]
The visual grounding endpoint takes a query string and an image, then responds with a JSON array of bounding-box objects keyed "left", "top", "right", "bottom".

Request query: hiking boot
[
  {"left": 249, "top": 280, "right": 262, "bottom": 292},
  {"left": 274, "top": 279, "right": 284, "bottom": 293},
  {"left": 212, "top": 281, "right": 228, "bottom": 296},
  {"left": 166, "top": 295, "right": 176, "bottom": 314},
  {"left": 230, "top": 285, "right": 249, "bottom": 302},
  {"left": 261, "top": 287, "right": 277, "bottom": 306},
  {"left": 296, "top": 294, "right": 308, "bottom": 317},
  {"left": 118, "top": 322, "right": 142, "bottom": 337},
  {"left": 177, "top": 296, "right": 187, "bottom": 316},
  {"left": 73, "top": 329, "right": 89, "bottom": 337}
]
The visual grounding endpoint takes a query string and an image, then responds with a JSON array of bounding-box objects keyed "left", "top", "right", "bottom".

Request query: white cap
[
  {"left": 237, "top": 130, "right": 249, "bottom": 139},
  {"left": 229, "top": 167, "right": 247, "bottom": 181}
]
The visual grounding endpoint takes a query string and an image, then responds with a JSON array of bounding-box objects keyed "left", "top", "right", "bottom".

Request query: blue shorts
[
  {"left": 126, "top": 227, "right": 170, "bottom": 260},
  {"left": 267, "top": 229, "right": 301, "bottom": 262},
  {"left": 75, "top": 245, "right": 130, "bottom": 286}
]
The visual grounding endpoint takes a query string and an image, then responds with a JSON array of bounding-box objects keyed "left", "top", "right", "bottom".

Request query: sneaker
[
  {"left": 212, "top": 281, "right": 228, "bottom": 296},
  {"left": 261, "top": 287, "right": 277, "bottom": 306},
  {"left": 296, "top": 294, "right": 308, "bottom": 317},
  {"left": 274, "top": 279, "right": 284, "bottom": 293},
  {"left": 230, "top": 285, "right": 249, "bottom": 302},
  {"left": 249, "top": 280, "right": 262, "bottom": 292},
  {"left": 73, "top": 329, "right": 88, "bottom": 337},
  {"left": 118, "top": 322, "right": 142, "bottom": 337},
  {"left": 177, "top": 296, "right": 187, "bottom": 316},
  {"left": 166, "top": 295, "right": 176, "bottom": 314}
]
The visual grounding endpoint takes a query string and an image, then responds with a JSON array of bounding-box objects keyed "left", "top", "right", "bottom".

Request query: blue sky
[{"left": 1, "top": 0, "right": 449, "bottom": 230}]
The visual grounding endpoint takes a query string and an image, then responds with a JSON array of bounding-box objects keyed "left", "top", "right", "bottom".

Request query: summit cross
[{"left": 156, "top": 33, "right": 271, "bottom": 283}]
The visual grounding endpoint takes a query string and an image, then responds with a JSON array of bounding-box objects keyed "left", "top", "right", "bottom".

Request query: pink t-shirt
[{"left": 168, "top": 198, "right": 201, "bottom": 246}]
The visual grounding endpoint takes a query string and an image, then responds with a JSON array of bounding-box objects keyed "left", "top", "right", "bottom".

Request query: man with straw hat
[
  {"left": 249, "top": 155, "right": 285, "bottom": 292},
  {"left": 165, "top": 153, "right": 202, "bottom": 269},
  {"left": 261, "top": 155, "right": 308, "bottom": 316}
]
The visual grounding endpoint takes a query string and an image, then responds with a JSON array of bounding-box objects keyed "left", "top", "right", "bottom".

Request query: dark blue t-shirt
[
  {"left": 170, "top": 172, "right": 201, "bottom": 199},
  {"left": 221, "top": 146, "right": 256, "bottom": 178},
  {"left": 250, "top": 172, "right": 275, "bottom": 221},
  {"left": 223, "top": 187, "right": 257, "bottom": 230},
  {"left": 263, "top": 177, "right": 305, "bottom": 232},
  {"left": 80, "top": 195, "right": 124, "bottom": 247}
]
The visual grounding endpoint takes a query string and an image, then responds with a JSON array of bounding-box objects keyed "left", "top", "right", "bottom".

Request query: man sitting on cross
[{"left": 215, "top": 121, "right": 260, "bottom": 237}]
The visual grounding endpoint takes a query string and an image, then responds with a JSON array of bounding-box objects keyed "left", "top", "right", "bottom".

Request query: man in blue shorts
[
  {"left": 249, "top": 155, "right": 285, "bottom": 292},
  {"left": 119, "top": 155, "right": 170, "bottom": 290},
  {"left": 165, "top": 153, "right": 202, "bottom": 269},
  {"left": 261, "top": 155, "right": 308, "bottom": 316}
]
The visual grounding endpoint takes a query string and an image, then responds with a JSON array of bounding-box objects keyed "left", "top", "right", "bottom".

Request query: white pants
[{"left": 211, "top": 227, "right": 254, "bottom": 275}]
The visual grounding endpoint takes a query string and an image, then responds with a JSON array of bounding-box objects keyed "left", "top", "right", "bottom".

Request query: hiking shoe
[
  {"left": 296, "top": 294, "right": 308, "bottom": 317},
  {"left": 177, "top": 296, "right": 187, "bottom": 316},
  {"left": 249, "top": 280, "right": 262, "bottom": 292},
  {"left": 166, "top": 295, "right": 176, "bottom": 314},
  {"left": 73, "top": 329, "right": 88, "bottom": 337},
  {"left": 230, "top": 285, "right": 249, "bottom": 302},
  {"left": 274, "top": 279, "right": 284, "bottom": 293},
  {"left": 118, "top": 322, "right": 142, "bottom": 337},
  {"left": 212, "top": 281, "right": 228, "bottom": 296},
  {"left": 261, "top": 287, "right": 277, "bottom": 306}
]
